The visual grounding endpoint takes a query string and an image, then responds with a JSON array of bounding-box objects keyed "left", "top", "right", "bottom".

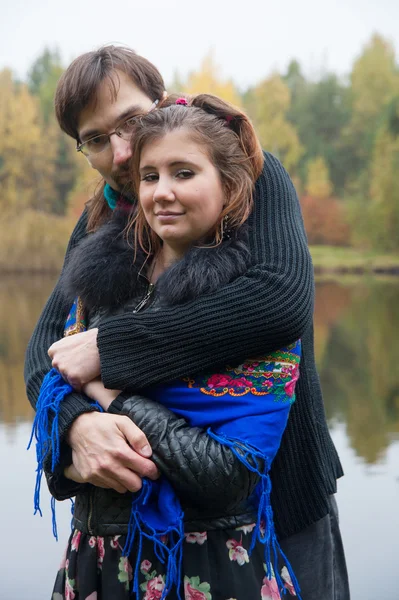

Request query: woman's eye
[
  {"left": 176, "top": 169, "right": 194, "bottom": 179},
  {"left": 141, "top": 173, "right": 158, "bottom": 182}
]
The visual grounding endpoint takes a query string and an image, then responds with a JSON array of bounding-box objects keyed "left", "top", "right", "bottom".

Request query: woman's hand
[{"left": 83, "top": 377, "right": 121, "bottom": 411}]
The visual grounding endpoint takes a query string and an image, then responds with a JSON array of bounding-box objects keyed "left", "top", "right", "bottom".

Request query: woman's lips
[{"left": 155, "top": 212, "right": 184, "bottom": 221}]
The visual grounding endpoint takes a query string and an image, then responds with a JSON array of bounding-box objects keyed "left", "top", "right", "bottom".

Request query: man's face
[{"left": 77, "top": 70, "right": 154, "bottom": 191}]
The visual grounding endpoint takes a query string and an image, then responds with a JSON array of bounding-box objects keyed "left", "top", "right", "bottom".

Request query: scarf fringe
[
  {"left": 28, "top": 368, "right": 102, "bottom": 540},
  {"left": 124, "top": 479, "right": 185, "bottom": 600},
  {"left": 207, "top": 429, "right": 302, "bottom": 600},
  {"left": 27, "top": 368, "right": 73, "bottom": 529}
]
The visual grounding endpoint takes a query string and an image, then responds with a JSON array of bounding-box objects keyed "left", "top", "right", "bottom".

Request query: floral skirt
[{"left": 52, "top": 523, "right": 297, "bottom": 599}]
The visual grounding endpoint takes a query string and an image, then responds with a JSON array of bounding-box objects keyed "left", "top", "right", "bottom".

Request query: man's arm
[
  {"left": 98, "top": 152, "right": 314, "bottom": 391},
  {"left": 24, "top": 209, "right": 157, "bottom": 491},
  {"left": 24, "top": 210, "right": 96, "bottom": 429}
]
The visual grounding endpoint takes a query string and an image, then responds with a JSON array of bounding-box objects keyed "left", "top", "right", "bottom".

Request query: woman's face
[{"left": 138, "top": 128, "right": 226, "bottom": 255}]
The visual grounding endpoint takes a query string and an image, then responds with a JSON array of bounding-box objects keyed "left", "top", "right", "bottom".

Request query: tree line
[{"left": 0, "top": 34, "right": 398, "bottom": 270}]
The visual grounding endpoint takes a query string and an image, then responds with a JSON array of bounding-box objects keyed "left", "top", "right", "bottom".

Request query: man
[{"left": 25, "top": 45, "right": 349, "bottom": 598}]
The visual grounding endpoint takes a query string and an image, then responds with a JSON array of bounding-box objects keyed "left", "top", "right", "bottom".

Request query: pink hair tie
[
  {"left": 225, "top": 115, "right": 233, "bottom": 125},
  {"left": 175, "top": 97, "right": 188, "bottom": 106}
]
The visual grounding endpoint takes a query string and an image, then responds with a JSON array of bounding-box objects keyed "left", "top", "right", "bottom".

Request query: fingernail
[{"left": 140, "top": 444, "right": 152, "bottom": 457}]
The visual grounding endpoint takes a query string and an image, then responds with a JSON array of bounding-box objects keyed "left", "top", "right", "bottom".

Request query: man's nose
[
  {"left": 153, "top": 178, "right": 175, "bottom": 202},
  {"left": 111, "top": 135, "right": 132, "bottom": 166}
]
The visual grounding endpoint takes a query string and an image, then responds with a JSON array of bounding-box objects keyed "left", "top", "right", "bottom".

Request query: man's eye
[
  {"left": 87, "top": 135, "right": 107, "bottom": 147},
  {"left": 121, "top": 116, "right": 140, "bottom": 132},
  {"left": 176, "top": 169, "right": 194, "bottom": 179}
]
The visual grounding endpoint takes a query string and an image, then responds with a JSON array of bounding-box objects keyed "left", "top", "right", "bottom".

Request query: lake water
[{"left": 0, "top": 276, "right": 398, "bottom": 600}]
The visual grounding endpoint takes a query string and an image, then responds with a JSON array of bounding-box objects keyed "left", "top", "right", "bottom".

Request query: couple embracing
[{"left": 25, "top": 45, "right": 349, "bottom": 600}]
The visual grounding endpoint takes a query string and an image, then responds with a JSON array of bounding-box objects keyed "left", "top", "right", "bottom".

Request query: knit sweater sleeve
[
  {"left": 24, "top": 209, "right": 98, "bottom": 437},
  {"left": 98, "top": 152, "right": 314, "bottom": 390}
]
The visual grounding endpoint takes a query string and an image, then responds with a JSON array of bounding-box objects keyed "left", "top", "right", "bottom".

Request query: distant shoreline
[
  {"left": 1, "top": 246, "right": 399, "bottom": 276},
  {"left": 313, "top": 266, "right": 399, "bottom": 275},
  {"left": 310, "top": 246, "right": 399, "bottom": 276}
]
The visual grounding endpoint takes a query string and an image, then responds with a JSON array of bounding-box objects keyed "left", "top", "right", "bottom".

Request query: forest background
[{"left": 1, "top": 32, "right": 398, "bottom": 273}]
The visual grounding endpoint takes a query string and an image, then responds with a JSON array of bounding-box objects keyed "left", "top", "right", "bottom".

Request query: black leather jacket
[{"left": 48, "top": 392, "right": 260, "bottom": 534}]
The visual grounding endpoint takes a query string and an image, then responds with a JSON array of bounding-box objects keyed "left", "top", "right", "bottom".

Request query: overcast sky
[{"left": 1, "top": 0, "right": 398, "bottom": 89}]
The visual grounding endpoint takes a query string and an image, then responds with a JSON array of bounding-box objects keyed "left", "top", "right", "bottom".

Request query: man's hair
[
  {"left": 128, "top": 93, "right": 264, "bottom": 254},
  {"left": 55, "top": 45, "right": 165, "bottom": 141}
]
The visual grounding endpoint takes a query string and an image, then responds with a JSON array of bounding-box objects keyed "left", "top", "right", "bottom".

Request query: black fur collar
[
  {"left": 61, "top": 209, "right": 252, "bottom": 312},
  {"left": 156, "top": 230, "right": 251, "bottom": 306}
]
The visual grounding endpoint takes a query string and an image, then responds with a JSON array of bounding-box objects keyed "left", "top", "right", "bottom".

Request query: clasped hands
[{"left": 48, "top": 329, "right": 159, "bottom": 493}]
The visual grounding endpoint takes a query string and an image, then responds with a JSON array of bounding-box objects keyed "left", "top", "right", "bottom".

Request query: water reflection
[
  {"left": 2, "top": 275, "right": 398, "bottom": 465},
  {"left": 0, "top": 276, "right": 56, "bottom": 429},
  {"left": 315, "top": 279, "right": 399, "bottom": 463},
  {"left": 1, "top": 276, "right": 399, "bottom": 599}
]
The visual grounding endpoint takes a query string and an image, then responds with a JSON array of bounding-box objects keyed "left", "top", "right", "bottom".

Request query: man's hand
[
  {"left": 83, "top": 378, "right": 121, "bottom": 411},
  {"left": 66, "top": 412, "right": 160, "bottom": 493},
  {"left": 64, "top": 463, "right": 86, "bottom": 484},
  {"left": 48, "top": 328, "right": 100, "bottom": 389}
]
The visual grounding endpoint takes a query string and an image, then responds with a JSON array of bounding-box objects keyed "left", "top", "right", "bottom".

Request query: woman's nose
[
  {"left": 111, "top": 136, "right": 132, "bottom": 166},
  {"left": 153, "top": 178, "right": 175, "bottom": 202}
]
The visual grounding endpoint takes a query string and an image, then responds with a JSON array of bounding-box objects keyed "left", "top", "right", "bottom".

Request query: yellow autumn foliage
[
  {"left": 351, "top": 34, "right": 399, "bottom": 124},
  {"left": 183, "top": 52, "right": 242, "bottom": 107},
  {"left": 0, "top": 210, "right": 74, "bottom": 272},
  {"left": 0, "top": 70, "right": 57, "bottom": 213},
  {"left": 252, "top": 74, "right": 303, "bottom": 171},
  {"left": 305, "top": 157, "right": 333, "bottom": 200}
]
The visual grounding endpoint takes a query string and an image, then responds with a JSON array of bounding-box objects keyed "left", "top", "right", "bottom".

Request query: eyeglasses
[{"left": 76, "top": 99, "right": 159, "bottom": 157}]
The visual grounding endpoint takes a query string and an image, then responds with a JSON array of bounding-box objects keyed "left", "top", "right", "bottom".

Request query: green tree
[
  {"left": 345, "top": 34, "right": 399, "bottom": 191},
  {"left": 28, "top": 48, "right": 64, "bottom": 123},
  {"left": 351, "top": 34, "right": 398, "bottom": 127},
  {"left": 28, "top": 48, "right": 79, "bottom": 215},
  {"left": 285, "top": 70, "right": 351, "bottom": 194},
  {"left": 366, "top": 121, "right": 399, "bottom": 251},
  {"left": 346, "top": 35, "right": 399, "bottom": 251},
  {"left": 284, "top": 60, "right": 306, "bottom": 106}
]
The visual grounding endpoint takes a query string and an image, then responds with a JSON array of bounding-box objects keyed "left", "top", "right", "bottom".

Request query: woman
[{"left": 48, "top": 94, "right": 301, "bottom": 599}]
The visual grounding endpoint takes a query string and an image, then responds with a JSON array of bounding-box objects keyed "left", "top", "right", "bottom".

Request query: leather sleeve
[
  {"left": 45, "top": 469, "right": 89, "bottom": 501},
  {"left": 109, "top": 393, "right": 261, "bottom": 511}
]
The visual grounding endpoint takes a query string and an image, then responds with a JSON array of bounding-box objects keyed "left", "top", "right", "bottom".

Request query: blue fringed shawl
[{"left": 29, "top": 302, "right": 302, "bottom": 599}]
